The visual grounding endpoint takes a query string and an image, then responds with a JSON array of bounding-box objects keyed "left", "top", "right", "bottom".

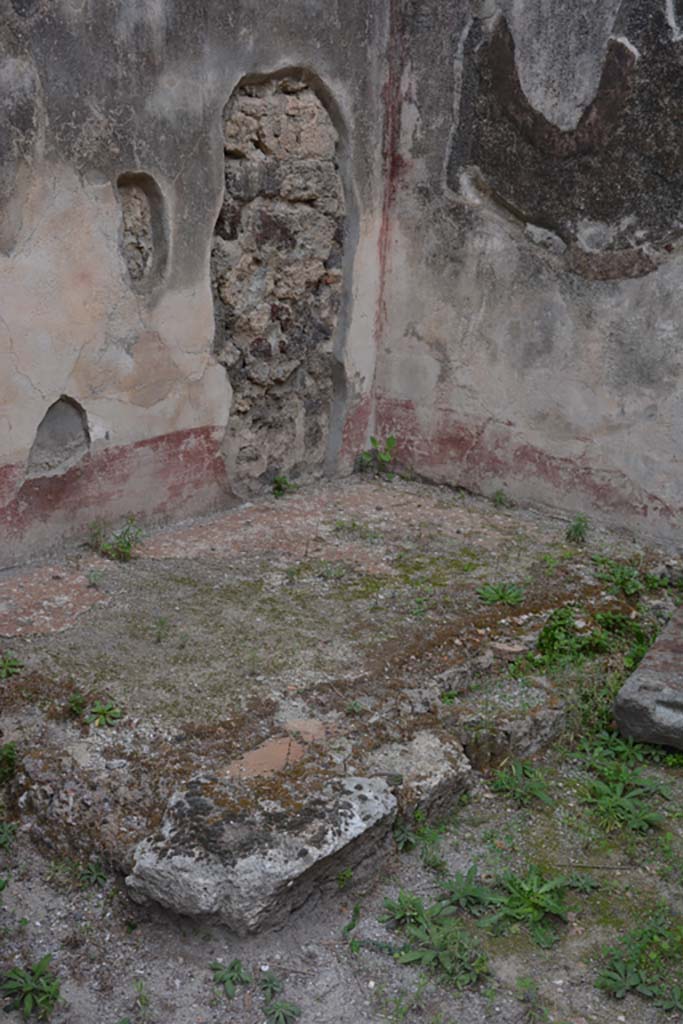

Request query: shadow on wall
[{"left": 211, "top": 68, "right": 350, "bottom": 498}]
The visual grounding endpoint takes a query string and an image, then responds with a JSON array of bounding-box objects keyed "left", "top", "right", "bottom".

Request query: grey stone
[
  {"left": 363, "top": 731, "right": 472, "bottom": 819},
  {"left": 126, "top": 776, "right": 396, "bottom": 935},
  {"left": 615, "top": 609, "right": 683, "bottom": 749}
]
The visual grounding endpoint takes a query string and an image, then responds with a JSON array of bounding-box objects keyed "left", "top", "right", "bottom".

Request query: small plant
[
  {"left": 265, "top": 1000, "right": 302, "bottom": 1024},
  {"left": 0, "top": 955, "right": 61, "bottom": 1020},
  {"left": 492, "top": 761, "right": 553, "bottom": 808},
  {"left": 382, "top": 890, "right": 430, "bottom": 929},
  {"left": 337, "top": 867, "right": 353, "bottom": 890},
  {"left": 566, "top": 514, "right": 589, "bottom": 544},
  {"left": 0, "top": 822, "right": 17, "bottom": 851},
  {"left": 492, "top": 489, "right": 514, "bottom": 509},
  {"left": 396, "top": 910, "right": 489, "bottom": 989},
  {"left": 132, "top": 978, "right": 151, "bottom": 1020},
  {"left": 594, "top": 557, "right": 643, "bottom": 598},
  {"left": 596, "top": 908, "right": 683, "bottom": 1008},
  {"left": 90, "top": 517, "right": 142, "bottom": 562},
  {"left": 478, "top": 582, "right": 524, "bottom": 607},
  {"left": 273, "top": 475, "right": 298, "bottom": 498},
  {"left": 359, "top": 435, "right": 397, "bottom": 476},
  {"left": 440, "top": 864, "right": 499, "bottom": 917},
  {"left": 582, "top": 769, "right": 667, "bottom": 833},
  {"left": 153, "top": 616, "right": 170, "bottom": 644},
  {"left": 259, "top": 971, "right": 284, "bottom": 1002},
  {"left": 393, "top": 817, "right": 419, "bottom": 853},
  {"left": 86, "top": 700, "right": 123, "bottom": 728},
  {"left": 0, "top": 742, "right": 17, "bottom": 785},
  {"left": 86, "top": 569, "right": 104, "bottom": 589},
  {"left": 346, "top": 700, "right": 364, "bottom": 716},
  {"left": 0, "top": 652, "right": 23, "bottom": 680},
  {"left": 482, "top": 867, "right": 570, "bottom": 948},
  {"left": 514, "top": 977, "right": 553, "bottom": 1024},
  {"left": 79, "top": 860, "right": 106, "bottom": 888},
  {"left": 343, "top": 901, "right": 362, "bottom": 940},
  {"left": 210, "top": 959, "right": 251, "bottom": 999},
  {"left": 67, "top": 692, "right": 87, "bottom": 718}
]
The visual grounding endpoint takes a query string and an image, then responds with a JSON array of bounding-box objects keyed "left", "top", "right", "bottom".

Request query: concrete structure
[{"left": 1, "top": 0, "right": 681, "bottom": 566}]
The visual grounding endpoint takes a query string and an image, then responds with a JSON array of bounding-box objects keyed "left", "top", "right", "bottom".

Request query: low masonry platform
[{"left": 1, "top": 477, "right": 678, "bottom": 933}]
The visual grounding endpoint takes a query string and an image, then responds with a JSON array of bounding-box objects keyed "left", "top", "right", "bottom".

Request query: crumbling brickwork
[{"left": 212, "top": 77, "right": 345, "bottom": 496}]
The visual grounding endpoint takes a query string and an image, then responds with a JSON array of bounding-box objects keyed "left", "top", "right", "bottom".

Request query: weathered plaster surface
[
  {"left": 2, "top": 0, "right": 682, "bottom": 563},
  {"left": 375, "top": 0, "right": 683, "bottom": 542},
  {"left": 0, "top": 0, "right": 384, "bottom": 564}
]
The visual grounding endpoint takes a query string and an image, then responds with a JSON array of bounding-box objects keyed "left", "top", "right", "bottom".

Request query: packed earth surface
[{"left": 2, "top": 474, "right": 683, "bottom": 1024}]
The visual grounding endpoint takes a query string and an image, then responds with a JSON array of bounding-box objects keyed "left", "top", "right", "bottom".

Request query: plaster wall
[
  {"left": 2, "top": 0, "right": 682, "bottom": 566},
  {"left": 0, "top": 0, "right": 385, "bottom": 565},
  {"left": 376, "top": 0, "right": 683, "bottom": 542}
]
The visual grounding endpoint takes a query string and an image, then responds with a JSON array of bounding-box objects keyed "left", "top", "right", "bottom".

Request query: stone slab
[
  {"left": 615, "top": 608, "right": 683, "bottom": 749},
  {"left": 126, "top": 776, "right": 397, "bottom": 935}
]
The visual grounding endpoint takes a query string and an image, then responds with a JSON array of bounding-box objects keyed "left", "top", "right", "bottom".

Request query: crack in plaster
[{"left": 0, "top": 312, "right": 48, "bottom": 402}]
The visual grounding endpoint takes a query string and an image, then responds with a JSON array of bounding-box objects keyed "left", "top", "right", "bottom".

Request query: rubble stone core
[{"left": 212, "top": 76, "right": 346, "bottom": 496}]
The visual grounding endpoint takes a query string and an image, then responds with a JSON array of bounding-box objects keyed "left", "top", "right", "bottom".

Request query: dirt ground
[{"left": 2, "top": 475, "right": 683, "bottom": 1024}]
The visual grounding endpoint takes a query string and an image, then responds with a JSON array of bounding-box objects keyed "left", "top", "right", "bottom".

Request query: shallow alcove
[
  {"left": 116, "top": 172, "right": 167, "bottom": 290},
  {"left": 211, "top": 71, "right": 347, "bottom": 496},
  {"left": 26, "top": 396, "right": 90, "bottom": 478}
]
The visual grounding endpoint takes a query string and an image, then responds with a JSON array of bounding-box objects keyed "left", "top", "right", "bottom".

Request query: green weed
[
  {"left": 90, "top": 517, "right": 142, "bottom": 562},
  {"left": 132, "top": 978, "right": 151, "bottom": 1020},
  {"left": 359, "top": 435, "right": 397, "bottom": 476},
  {"left": 492, "top": 489, "right": 514, "bottom": 509},
  {"left": 337, "top": 867, "right": 353, "bottom": 891},
  {"left": 67, "top": 691, "right": 87, "bottom": 718},
  {"left": 333, "top": 519, "right": 381, "bottom": 542},
  {"left": 582, "top": 766, "right": 667, "bottom": 834},
  {"left": 482, "top": 867, "right": 574, "bottom": 948},
  {"left": 478, "top": 582, "right": 524, "bottom": 607},
  {"left": 566, "top": 514, "right": 589, "bottom": 544},
  {"left": 492, "top": 761, "right": 553, "bottom": 808},
  {"left": 597, "top": 908, "right": 683, "bottom": 1008},
  {"left": 396, "top": 911, "right": 489, "bottom": 990},
  {"left": 0, "top": 822, "right": 16, "bottom": 851},
  {"left": 265, "top": 1000, "right": 301, "bottom": 1024},
  {"left": 0, "top": 743, "right": 17, "bottom": 786},
  {"left": 210, "top": 959, "right": 251, "bottom": 999},
  {"left": 0, "top": 653, "right": 23, "bottom": 680},
  {"left": 382, "top": 891, "right": 431, "bottom": 929},
  {"left": 0, "top": 955, "right": 61, "bottom": 1020},
  {"left": 86, "top": 700, "right": 122, "bottom": 727},
  {"left": 79, "top": 861, "right": 106, "bottom": 888},
  {"left": 259, "top": 972, "right": 284, "bottom": 1002},
  {"left": 273, "top": 475, "right": 298, "bottom": 498},
  {"left": 439, "top": 864, "right": 498, "bottom": 917},
  {"left": 593, "top": 557, "right": 643, "bottom": 598}
]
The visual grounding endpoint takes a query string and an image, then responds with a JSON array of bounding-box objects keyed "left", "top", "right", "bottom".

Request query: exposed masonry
[
  {"left": 26, "top": 396, "right": 90, "bottom": 478},
  {"left": 211, "top": 77, "right": 345, "bottom": 497},
  {"left": 117, "top": 173, "right": 155, "bottom": 288}
]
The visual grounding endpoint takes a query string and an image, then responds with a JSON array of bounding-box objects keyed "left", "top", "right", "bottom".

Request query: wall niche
[
  {"left": 117, "top": 171, "right": 167, "bottom": 290},
  {"left": 27, "top": 396, "right": 90, "bottom": 478}
]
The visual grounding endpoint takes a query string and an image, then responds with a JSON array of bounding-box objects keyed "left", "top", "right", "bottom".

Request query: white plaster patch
[
  {"left": 665, "top": 0, "right": 683, "bottom": 42},
  {"left": 576, "top": 220, "right": 616, "bottom": 253},
  {"left": 503, "top": 0, "right": 624, "bottom": 131},
  {"left": 611, "top": 36, "right": 641, "bottom": 60}
]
